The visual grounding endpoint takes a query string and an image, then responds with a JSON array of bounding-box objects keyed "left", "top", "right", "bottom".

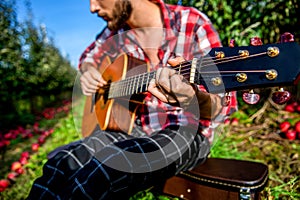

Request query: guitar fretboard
[{"left": 108, "top": 71, "right": 157, "bottom": 99}]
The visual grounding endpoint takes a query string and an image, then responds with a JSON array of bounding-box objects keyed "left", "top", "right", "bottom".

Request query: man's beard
[{"left": 108, "top": 0, "right": 132, "bottom": 31}]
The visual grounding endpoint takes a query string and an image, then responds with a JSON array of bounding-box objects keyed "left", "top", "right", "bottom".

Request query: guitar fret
[
  {"left": 120, "top": 81, "right": 124, "bottom": 96},
  {"left": 108, "top": 69, "right": 161, "bottom": 99},
  {"left": 122, "top": 80, "right": 126, "bottom": 96},
  {"left": 135, "top": 74, "right": 140, "bottom": 94},
  {"left": 114, "top": 82, "right": 120, "bottom": 97},
  {"left": 117, "top": 82, "right": 121, "bottom": 97},
  {"left": 126, "top": 77, "right": 131, "bottom": 96},
  {"left": 124, "top": 79, "right": 128, "bottom": 96},
  {"left": 122, "top": 79, "right": 127, "bottom": 97},
  {"left": 138, "top": 74, "right": 142, "bottom": 93},
  {"left": 140, "top": 73, "right": 145, "bottom": 93},
  {"left": 132, "top": 75, "right": 136, "bottom": 95},
  {"left": 128, "top": 77, "right": 133, "bottom": 95},
  {"left": 145, "top": 73, "right": 150, "bottom": 91}
]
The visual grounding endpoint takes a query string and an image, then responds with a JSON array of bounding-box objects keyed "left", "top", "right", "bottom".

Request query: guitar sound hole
[
  {"left": 102, "top": 85, "right": 110, "bottom": 104},
  {"left": 95, "top": 85, "right": 110, "bottom": 106}
]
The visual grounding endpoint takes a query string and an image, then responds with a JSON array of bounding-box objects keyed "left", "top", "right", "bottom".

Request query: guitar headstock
[{"left": 193, "top": 35, "right": 300, "bottom": 104}]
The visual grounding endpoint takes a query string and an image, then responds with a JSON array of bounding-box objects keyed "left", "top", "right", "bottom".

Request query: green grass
[{"left": 0, "top": 98, "right": 299, "bottom": 199}]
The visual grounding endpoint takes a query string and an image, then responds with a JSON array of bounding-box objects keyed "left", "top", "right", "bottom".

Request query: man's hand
[
  {"left": 79, "top": 63, "right": 107, "bottom": 96},
  {"left": 148, "top": 57, "right": 196, "bottom": 108}
]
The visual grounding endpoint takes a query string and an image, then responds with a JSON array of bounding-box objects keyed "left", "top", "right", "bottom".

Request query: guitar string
[
  {"left": 108, "top": 51, "right": 269, "bottom": 98},
  {"left": 172, "top": 52, "right": 267, "bottom": 72},
  {"left": 109, "top": 51, "right": 268, "bottom": 97}
]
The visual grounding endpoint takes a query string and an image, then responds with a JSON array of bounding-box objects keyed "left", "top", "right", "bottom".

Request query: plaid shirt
[{"left": 79, "top": 0, "right": 237, "bottom": 141}]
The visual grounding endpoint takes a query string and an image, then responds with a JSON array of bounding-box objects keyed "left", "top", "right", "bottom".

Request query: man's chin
[
  {"left": 107, "top": 22, "right": 115, "bottom": 31},
  {"left": 107, "top": 21, "right": 125, "bottom": 31}
]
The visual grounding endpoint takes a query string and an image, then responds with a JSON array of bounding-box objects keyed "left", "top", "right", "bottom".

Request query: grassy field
[{"left": 0, "top": 97, "right": 299, "bottom": 199}]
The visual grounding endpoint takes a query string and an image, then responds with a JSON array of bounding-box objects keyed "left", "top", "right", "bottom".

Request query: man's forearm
[{"left": 188, "top": 87, "right": 223, "bottom": 120}]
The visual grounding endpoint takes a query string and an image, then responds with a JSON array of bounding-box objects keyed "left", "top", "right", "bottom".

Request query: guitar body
[
  {"left": 82, "top": 95, "right": 98, "bottom": 137},
  {"left": 82, "top": 54, "right": 149, "bottom": 137}
]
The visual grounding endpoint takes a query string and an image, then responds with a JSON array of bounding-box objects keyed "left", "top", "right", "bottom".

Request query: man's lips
[{"left": 98, "top": 14, "right": 110, "bottom": 21}]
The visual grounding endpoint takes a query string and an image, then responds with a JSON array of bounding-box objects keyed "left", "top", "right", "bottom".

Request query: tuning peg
[
  {"left": 280, "top": 32, "right": 294, "bottom": 43},
  {"left": 250, "top": 37, "right": 263, "bottom": 46},
  {"left": 242, "top": 90, "right": 260, "bottom": 104},
  {"left": 221, "top": 93, "right": 231, "bottom": 106},
  {"left": 271, "top": 88, "right": 291, "bottom": 105},
  {"left": 229, "top": 39, "right": 235, "bottom": 47}
]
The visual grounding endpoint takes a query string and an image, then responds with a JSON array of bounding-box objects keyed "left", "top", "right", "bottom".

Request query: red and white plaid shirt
[{"left": 79, "top": 0, "right": 237, "bottom": 141}]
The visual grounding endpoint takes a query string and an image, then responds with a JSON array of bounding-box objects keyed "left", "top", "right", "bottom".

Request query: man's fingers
[
  {"left": 80, "top": 74, "right": 99, "bottom": 90},
  {"left": 80, "top": 84, "right": 96, "bottom": 96},
  {"left": 89, "top": 68, "right": 107, "bottom": 85},
  {"left": 155, "top": 68, "right": 177, "bottom": 93},
  {"left": 169, "top": 73, "right": 184, "bottom": 92},
  {"left": 148, "top": 79, "right": 168, "bottom": 102},
  {"left": 80, "top": 68, "right": 108, "bottom": 96},
  {"left": 167, "top": 57, "right": 185, "bottom": 67}
]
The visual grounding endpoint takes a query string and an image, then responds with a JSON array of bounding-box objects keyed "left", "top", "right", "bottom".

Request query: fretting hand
[{"left": 148, "top": 57, "right": 196, "bottom": 108}]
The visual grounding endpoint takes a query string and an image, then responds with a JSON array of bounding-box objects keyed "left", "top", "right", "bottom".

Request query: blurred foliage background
[
  {"left": 0, "top": 0, "right": 77, "bottom": 131},
  {"left": 167, "top": 0, "right": 300, "bottom": 45},
  {"left": 1, "top": 0, "right": 300, "bottom": 131}
]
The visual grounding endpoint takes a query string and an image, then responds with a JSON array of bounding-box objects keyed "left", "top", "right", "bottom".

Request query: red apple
[
  {"left": 231, "top": 118, "right": 239, "bottom": 126},
  {"left": 11, "top": 161, "right": 22, "bottom": 172},
  {"left": 284, "top": 104, "right": 295, "bottom": 112},
  {"left": 7, "top": 172, "right": 18, "bottom": 182},
  {"left": 33, "top": 122, "right": 39, "bottom": 133},
  {"left": 19, "top": 156, "right": 28, "bottom": 165},
  {"left": 0, "top": 179, "right": 10, "bottom": 192},
  {"left": 279, "top": 121, "right": 291, "bottom": 133},
  {"left": 4, "top": 132, "right": 13, "bottom": 140},
  {"left": 48, "top": 128, "right": 54, "bottom": 134},
  {"left": 285, "top": 129, "right": 297, "bottom": 140},
  {"left": 27, "top": 133, "right": 34, "bottom": 138},
  {"left": 38, "top": 135, "right": 46, "bottom": 145},
  {"left": 296, "top": 105, "right": 300, "bottom": 112},
  {"left": 0, "top": 141, "right": 6, "bottom": 149},
  {"left": 31, "top": 143, "right": 40, "bottom": 151},
  {"left": 41, "top": 130, "right": 50, "bottom": 137},
  {"left": 295, "top": 121, "right": 300, "bottom": 133},
  {"left": 224, "top": 118, "right": 231, "bottom": 125},
  {"left": 15, "top": 167, "right": 25, "bottom": 175},
  {"left": 21, "top": 151, "right": 30, "bottom": 159},
  {"left": 4, "top": 140, "right": 10, "bottom": 146}
]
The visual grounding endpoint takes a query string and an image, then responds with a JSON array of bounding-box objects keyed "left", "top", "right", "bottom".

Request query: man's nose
[{"left": 90, "top": 0, "right": 100, "bottom": 13}]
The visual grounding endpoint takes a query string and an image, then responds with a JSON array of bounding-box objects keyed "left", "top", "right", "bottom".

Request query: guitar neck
[
  {"left": 108, "top": 71, "right": 157, "bottom": 99},
  {"left": 107, "top": 42, "right": 300, "bottom": 99}
]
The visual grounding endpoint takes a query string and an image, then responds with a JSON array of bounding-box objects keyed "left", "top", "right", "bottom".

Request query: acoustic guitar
[{"left": 81, "top": 42, "right": 300, "bottom": 137}]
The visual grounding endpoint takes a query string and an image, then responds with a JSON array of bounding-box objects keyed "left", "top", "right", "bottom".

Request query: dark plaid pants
[{"left": 27, "top": 126, "right": 210, "bottom": 200}]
